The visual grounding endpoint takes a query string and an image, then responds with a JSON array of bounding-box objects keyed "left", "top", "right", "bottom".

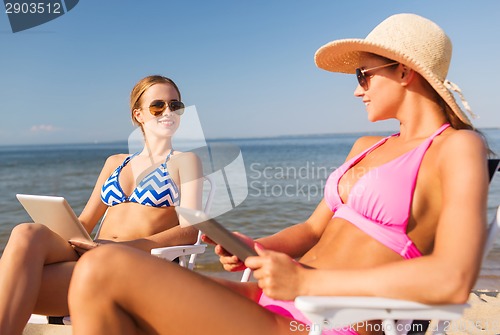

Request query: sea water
[{"left": 1, "top": 129, "right": 499, "bottom": 288}]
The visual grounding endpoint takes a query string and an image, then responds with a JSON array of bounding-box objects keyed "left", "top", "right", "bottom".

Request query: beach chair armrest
[
  {"left": 150, "top": 244, "right": 207, "bottom": 261},
  {"left": 294, "top": 296, "right": 468, "bottom": 330}
]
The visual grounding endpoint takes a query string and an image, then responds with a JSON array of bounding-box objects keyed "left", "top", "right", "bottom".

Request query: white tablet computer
[
  {"left": 175, "top": 207, "right": 258, "bottom": 261},
  {"left": 16, "top": 194, "right": 92, "bottom": 242}
]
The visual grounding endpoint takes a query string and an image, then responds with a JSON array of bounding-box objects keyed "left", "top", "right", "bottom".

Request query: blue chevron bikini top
[{"left": 100, "top": 150, "right": 180, "bottom": 207}]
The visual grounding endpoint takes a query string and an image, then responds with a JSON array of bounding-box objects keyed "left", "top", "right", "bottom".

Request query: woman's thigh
[
  {"left": 73, "top": 245, "right": 306, "bottom": 335},
  {"left": 34, "top": 261, "right": 77, "bottom": 315},
  {"left": 6, "top": 223, "right": 79, "bottom": 264},
  {"left": 5, "top": 224, "right": 81, "bottom": 315}
]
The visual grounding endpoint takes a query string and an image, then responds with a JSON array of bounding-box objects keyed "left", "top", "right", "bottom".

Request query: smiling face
[
  {"left": 353, "top": 54, "right": 402, "bottom": 122},
  {"left": 133, "top": 83, "right": 182, "bottom": 138}
]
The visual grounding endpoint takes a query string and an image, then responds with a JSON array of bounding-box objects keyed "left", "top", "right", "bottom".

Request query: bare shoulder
[
  {"left": 171, "top": 151, "right": 201, "bottom": 166},
  {"left": 346, "top": 136, "right": 385, "bottom": 160},
  {"left": 170, "top": 151, "right": 203, "bottom": 180},
  {"left": 92, "top": 153, "right": 128, "bottom": 182},
  {"left": 436, "top": 129, "right": 488, "bottom": 178},
  {"left": 438, "top": 129, "right": 487, "bottom": 159},
  {"left": 104, "top": 153, "right": 129, "bottom": 168}
]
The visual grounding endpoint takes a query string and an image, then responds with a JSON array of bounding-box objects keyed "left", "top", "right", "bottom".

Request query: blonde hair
[{"left": 130, "top": 75, "right": 182, "bottom": 127}]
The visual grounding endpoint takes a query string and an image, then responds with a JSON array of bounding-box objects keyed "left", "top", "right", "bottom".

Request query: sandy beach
[
  {"left": 433, "top": 290, "right": 500, "bottom": 335},
  {"left": 23, "top": 324, "right": 71, "bottom": 335},
  {"left": 22, "top": 289, "right": 500, "bottom": 335}
]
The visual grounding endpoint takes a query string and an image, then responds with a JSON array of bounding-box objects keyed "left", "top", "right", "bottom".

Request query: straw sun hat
[{"left": 315, "top": 13, "right": 476, "bottom": 126}]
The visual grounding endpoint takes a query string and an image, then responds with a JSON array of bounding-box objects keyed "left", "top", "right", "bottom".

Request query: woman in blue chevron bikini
[{"left": 0, "top": 75, "right": 203, "bottom": 335}]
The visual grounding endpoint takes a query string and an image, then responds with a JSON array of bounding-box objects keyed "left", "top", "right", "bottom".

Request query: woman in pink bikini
[{"left": 68, "top": 13, "right": 489, "bottom": 335}]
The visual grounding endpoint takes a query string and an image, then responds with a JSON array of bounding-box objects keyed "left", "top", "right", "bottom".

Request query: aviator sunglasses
[
  {"left": 355, "top": 62, "right": 399, "bottom": 90},
  {"left": 149, "top": 100, "right": 185, "bottom": 116}
]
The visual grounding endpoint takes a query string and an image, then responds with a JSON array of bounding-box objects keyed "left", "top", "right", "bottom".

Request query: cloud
[{"left": 29, "top": 124, "right": 60, "bottom": 132}]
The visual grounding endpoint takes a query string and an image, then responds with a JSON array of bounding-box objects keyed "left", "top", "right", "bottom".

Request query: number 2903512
[{"left": 5, "top": 2, "right": 62, "bottom": 14}]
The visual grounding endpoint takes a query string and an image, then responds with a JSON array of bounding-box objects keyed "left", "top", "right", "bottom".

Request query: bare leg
[
  {"left": 33, "top": 261, "right": 77, "bottom": 315},
  {"left": 69, "top": 245, "right": 307, "bottom": 335},
  {"left": 0, "top": 223, "right": 79, "bottom": 335}
]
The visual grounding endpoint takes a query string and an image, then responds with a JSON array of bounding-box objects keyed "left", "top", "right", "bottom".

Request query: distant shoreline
[{"left": 1, "top": 127, "right": 500, "bottom": 149}]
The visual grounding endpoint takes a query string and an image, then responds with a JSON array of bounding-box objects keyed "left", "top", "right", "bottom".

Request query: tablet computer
[
  {"left": 16, "top": 194, "right": 93, "bottom": 242},
  {"left": 175, "top": 207, "right": 258, "bottom": 261}
]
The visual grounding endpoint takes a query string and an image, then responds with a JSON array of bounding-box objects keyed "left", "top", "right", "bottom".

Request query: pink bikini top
[{"left": 324, "top": 123, "right": 450, "bottom": 259}]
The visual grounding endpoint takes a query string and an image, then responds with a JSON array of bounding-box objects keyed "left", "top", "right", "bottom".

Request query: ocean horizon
[{"left": 2, "top": 126, "right": 499, "bottom": 149}]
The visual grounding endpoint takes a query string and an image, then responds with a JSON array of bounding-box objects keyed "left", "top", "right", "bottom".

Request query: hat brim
[{"left": 315, "top": 39, "right": 471, "bottom": 125}]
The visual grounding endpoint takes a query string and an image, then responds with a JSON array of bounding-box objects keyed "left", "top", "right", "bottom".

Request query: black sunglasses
[
  {"left": 149, "top": 100, "right": 185, "bottom": 116},
  {"left": 355, "top": 62, "right": 399, "bottom": 90}
]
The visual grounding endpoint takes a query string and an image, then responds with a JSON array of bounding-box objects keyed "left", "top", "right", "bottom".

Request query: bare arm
[
  {"left": 256, "top": 200, "right": 333, "bottom": 258},
  {"left": 78, "top": 155, "right": 124, "bottom": 234},
  {"left": 176, "top": 152, "right": 203, "bottom": 227},
  {"left": 291, "top": 131, "right": 488, "bottom": 304},
  {"left": 120, "top": 225, "right": 198, "bottom": 252}
]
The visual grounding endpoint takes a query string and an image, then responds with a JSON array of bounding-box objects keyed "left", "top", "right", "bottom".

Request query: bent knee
[
  {"left": 11, "top": 222, "right": 49, "bottom": 237},
  {"left": 9, "top": 223, "right": 53, "bottom": 248},
  {"left": 69, "top": 245, "right": 138, "bottom": 311},
  {"left": 73, "top": 245, "right": 133, "bottom": 287},
  {"left": 70, "top": 246, "right": 119, "bottom": 300}
]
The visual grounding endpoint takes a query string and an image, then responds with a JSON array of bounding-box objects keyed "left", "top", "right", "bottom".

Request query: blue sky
[{"left": 0, "top": 1, "right": 499, "bottom": 145}]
